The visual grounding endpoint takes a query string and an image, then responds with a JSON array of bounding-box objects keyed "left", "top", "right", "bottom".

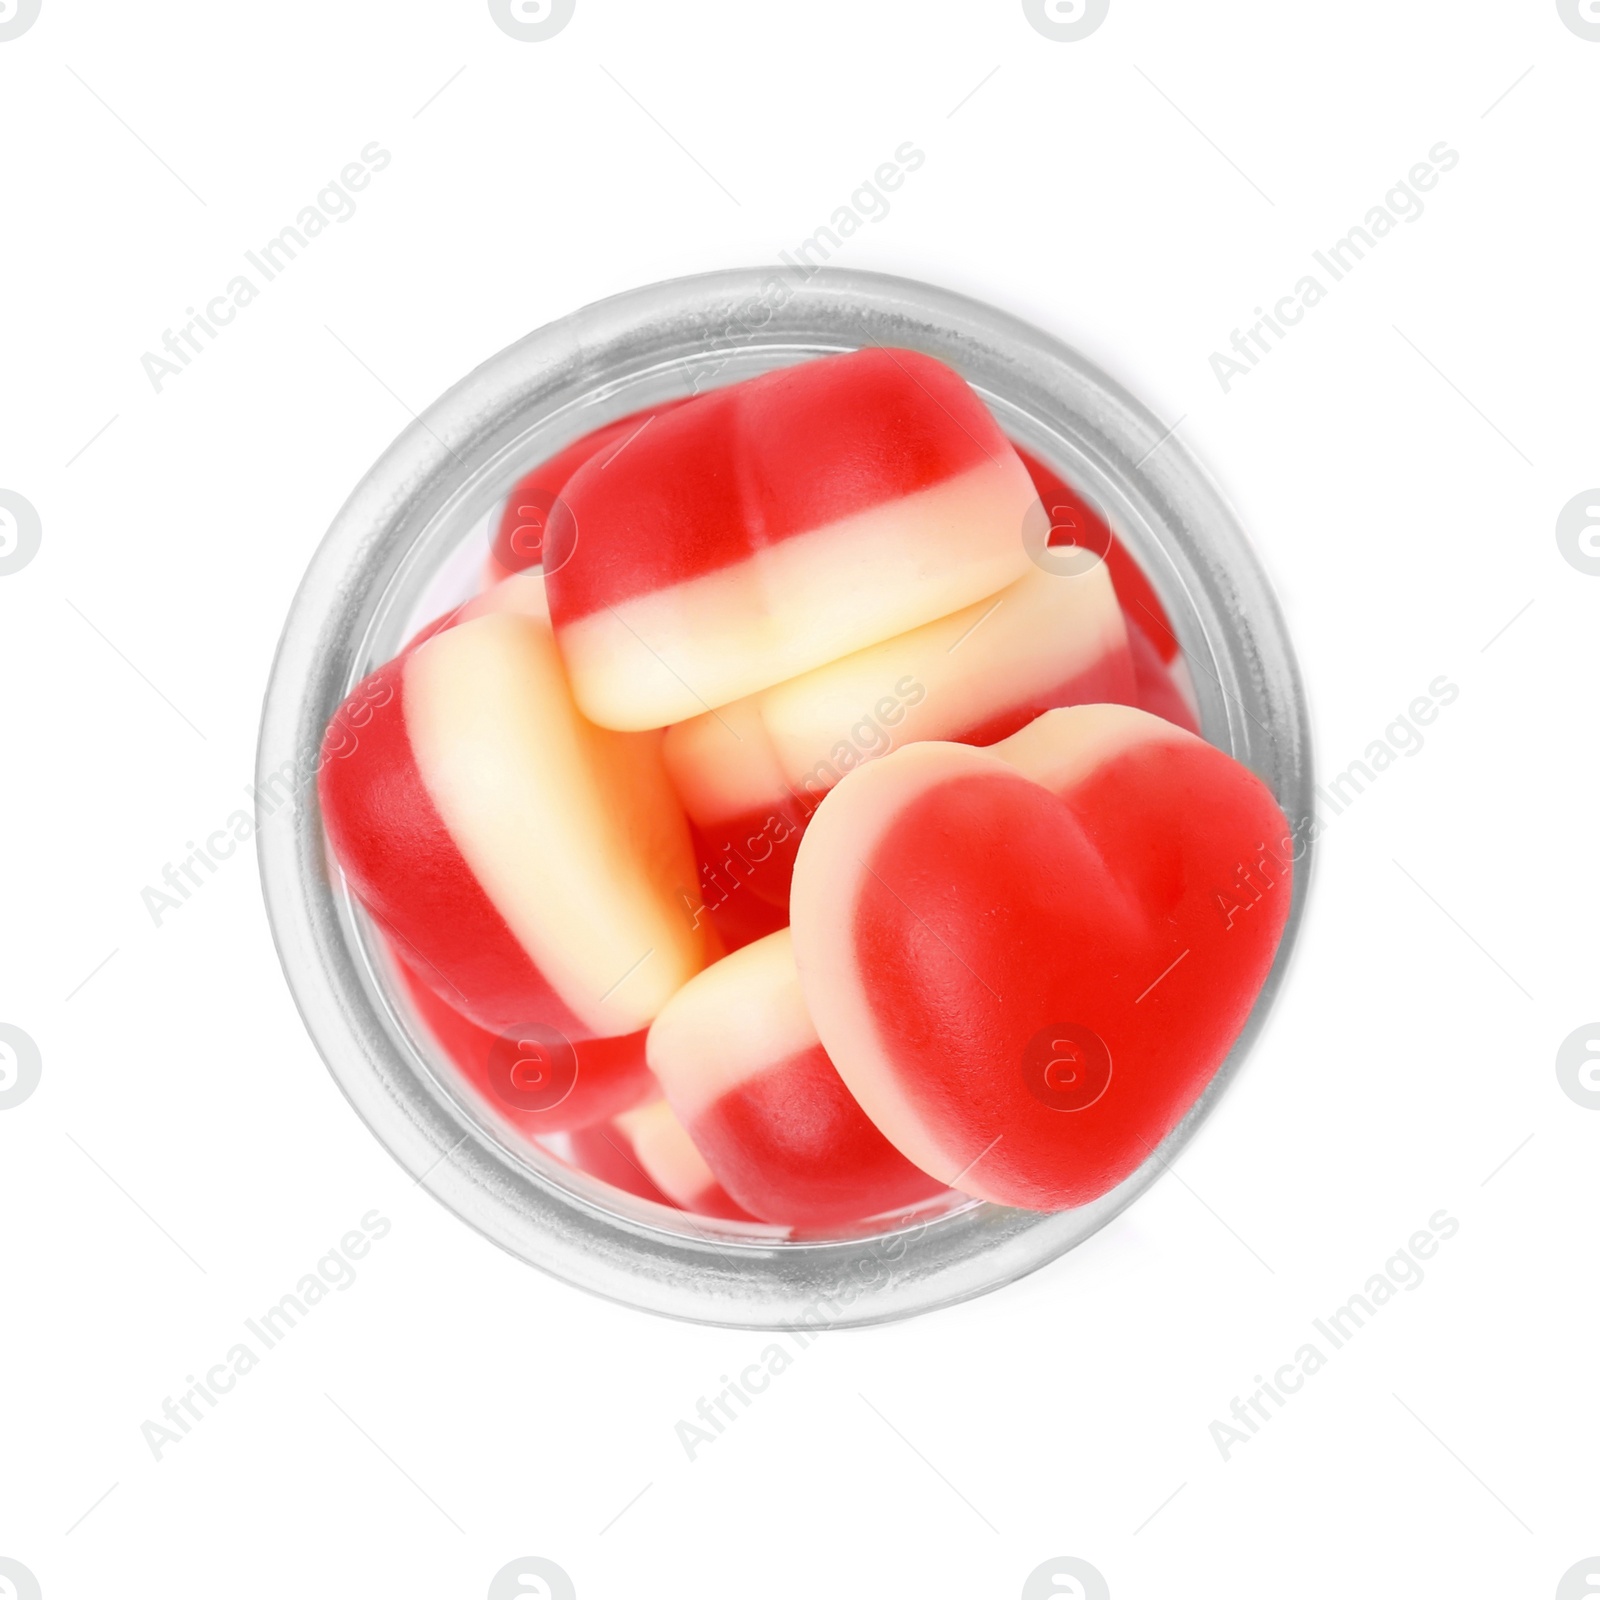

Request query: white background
[{"left": 2, "top": 2, "right": 1596, "bottom": 1597}]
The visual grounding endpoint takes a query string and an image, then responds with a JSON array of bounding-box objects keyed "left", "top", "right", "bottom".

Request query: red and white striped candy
[
  {"left": 663, "top": 562, "right": 1135, "bottom": 908},
  {"left": 1016, "top": 446, "right": 1182, "bottom": 664},
  {"left": 1014, "top": 447, "right": 1199, "bottom": 730},
  {"left": 791, "top": 705, "right": 1292, "bottom": 1212},
  {"left": 396, "top": 959, "right": 654, "bottom": 1134},
  {"left": 484, "top": 401, "right": 690, "bottom": 587},
  {"left": 646, "top": 930, "right": 946, "bottom": 1227},
  {"left": 546, "top": 348, "right": 1039, "bottom": 730},
  {"left": 319, "top": 608, "right": 710, "bottom": 1036},
  {"left": 563, "top": 1121, "right": 676, "bottom": 1208},
  {"left": 613, "top": 1100, "right": 753, "bottom": 1221},
  {"left": 665, "top": 695, "right": 808, "bottom": 913}
]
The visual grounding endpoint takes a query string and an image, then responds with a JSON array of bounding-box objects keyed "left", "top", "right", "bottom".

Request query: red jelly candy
[
  {"left": 318, "top": 608, "right": 709, "bottom": 1035},
  {"left": 1125, "top": 613, "right": 1200, "bottom": 734},
  {"left": 613, "top": 1100, "right": 755, "bottom": 1222},
  {"left": 1016, "top": 446, "right": 1181, "bottom": 664},
  {"left": 547, "top": 348, "right": 1039, "bottom": 729},
  {"left": 485, "top": 400, "right": 689, "bottom": 586},
  {"left": 663, "top": 561, "right": 1137, "bottom": 909},
  {"left": 647, "top": 931, "right": 947, "bottom": 1227},
  {"left": 564, "top": 1121, "right": 676, "bottom": 1208},
  {"left": 396, "top": 960, "right": 654, "bottom": 1135},
  {"left": 790, "top": 705, "right": 1292, "bottom": 1211}
]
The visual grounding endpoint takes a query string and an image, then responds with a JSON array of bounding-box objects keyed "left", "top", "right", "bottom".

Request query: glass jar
[{"left": 257, "top": 267, "right": 1312, "bottom": 1328}]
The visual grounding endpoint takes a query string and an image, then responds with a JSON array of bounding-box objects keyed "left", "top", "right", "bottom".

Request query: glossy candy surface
[
  {"left": 484, "top": 400, "right": 690, "bottom": 587},
  {"left": 318, "top": 351, "right": 1284, "bottom": 1228},
  {"left": 647, "top": 931, "right": 946, "bottom": 1226},
  {"left": 547, "top": 348, "right": 1039, "bottom": 729},
  {"left": 318, "top": 607, "right": 708, "bottom": 1035},
  {"left": 396, "top": 960, "right": 654, "bottom": 1134},
  {"left": 564, "top": 1121, "right": 676, "bottom": 1208},
  {"left": 1017, "top": 447, "right": 1180, "bottom": 664},
  {"left": 790, "top": 705, "right": 1292, "bottom": 1211},
  {"left": 615, "top": 1100, "right": 753, "bottom": 1221},
  {"left": 663, "top": 562, "right": 1137, "bottom": 907}
]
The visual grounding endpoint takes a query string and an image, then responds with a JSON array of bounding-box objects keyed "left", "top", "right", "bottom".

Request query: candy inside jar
[{"left": 319, "top": 346, "right": 1284, "bottom": 1237}]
